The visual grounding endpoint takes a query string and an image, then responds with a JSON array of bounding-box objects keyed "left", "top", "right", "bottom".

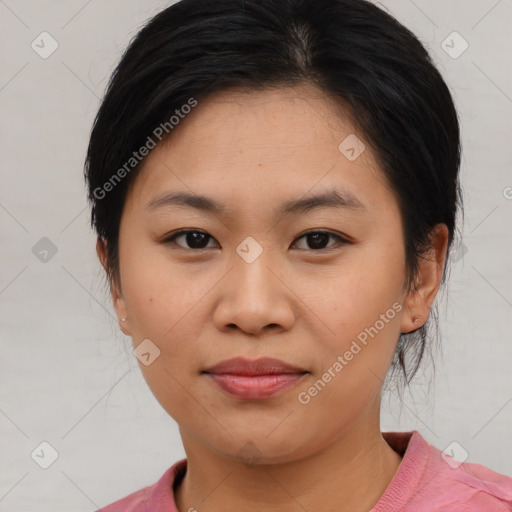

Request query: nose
[{"left": 213, "top": 248, "right": 295, "bottom": 336}]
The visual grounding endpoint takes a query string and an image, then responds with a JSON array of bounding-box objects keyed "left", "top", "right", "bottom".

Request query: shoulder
[
  {"left": 96, "top": 459, "right": 187, "bottom": 512},
  {"left": 98, "top": 486, "right": 150, "bottom": 512},
  {"left": 417, "top": 436, "right": 512, "bottom": 511},
  {"left": 375, "top": 430, "right": 512, "bottom": 511}
]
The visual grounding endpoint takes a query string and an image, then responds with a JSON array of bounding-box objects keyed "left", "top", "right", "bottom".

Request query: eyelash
[{"left": 163, "top": 229, "right": 350, "bottom": 252}]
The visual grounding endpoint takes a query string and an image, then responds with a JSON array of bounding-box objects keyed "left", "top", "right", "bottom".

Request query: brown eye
[
  {"left": 163, "top": 229, "right": 349, "bottom": 252},
  {"left": 292, "top": 231, "right": 348, "bottom": 251},
  {"left": 165, "top": 230, "right": 218, "bottom": 250}
]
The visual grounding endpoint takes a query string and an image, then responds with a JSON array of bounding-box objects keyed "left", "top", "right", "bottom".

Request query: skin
[{"left": 97, "top": 84, "right": 449, "bottom": 512}]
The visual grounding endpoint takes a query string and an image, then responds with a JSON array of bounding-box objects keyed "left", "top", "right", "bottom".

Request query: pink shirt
[{"left": 97, "top": 430, "right": 512, "bottom": 511}]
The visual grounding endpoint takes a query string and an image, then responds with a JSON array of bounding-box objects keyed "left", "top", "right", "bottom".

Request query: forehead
[
  {"left": 174, "top": 84, "right": 358, "bottom": 149},
  {"left": 125, "top": 85, "right": 394, "bottom": 217}
]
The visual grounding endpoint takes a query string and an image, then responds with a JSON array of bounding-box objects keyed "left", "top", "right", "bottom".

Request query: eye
[
  {"left": 292, "top": 230, "right": 349, "bottom": 251},
  {"left": 163, "top": 229, "right": 349, "bottom": 252},
  {"left": 164, "top": 230, "right": 218, "bottom": 250}
]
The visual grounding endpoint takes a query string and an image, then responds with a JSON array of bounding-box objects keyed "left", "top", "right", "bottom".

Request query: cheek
[
  {"left": 297, "top": 284, "right": 402, "bottom": 428},
  {"left": 119, "top": 283, "right": 206, "bottom": 408},
  {"left": 120, "top": 256, "right": 209, "bottom": 417},
  {"left": 121, "top": 247, "right": 202, "bottom": 336},
  {"left": 310, "top": 244, "right": 404, "bottom": 387},
  {"left": 322, "top": 247, "right": 404, "bottom": 334}
]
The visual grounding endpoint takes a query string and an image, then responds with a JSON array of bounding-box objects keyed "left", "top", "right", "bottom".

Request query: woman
[{"left": 85, "top": 0, "right": 512, "bottom": 510}]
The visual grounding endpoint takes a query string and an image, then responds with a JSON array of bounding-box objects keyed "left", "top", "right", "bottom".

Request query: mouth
[{"left": 202, "top": 357, "right": 309, "bottom": 400}]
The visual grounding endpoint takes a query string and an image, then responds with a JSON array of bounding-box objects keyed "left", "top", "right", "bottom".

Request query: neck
[{"left": 174, "top": 412, "right": 402, "bottom": 512}]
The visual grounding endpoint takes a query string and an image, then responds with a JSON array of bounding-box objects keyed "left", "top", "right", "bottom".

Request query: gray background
[{"left": 1, "top": 0, "right": 511, "bottom": 510}]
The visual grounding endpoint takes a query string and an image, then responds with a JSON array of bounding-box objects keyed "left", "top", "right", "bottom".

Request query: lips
[
  {"left": 204, "top": 357, "right": 307, "bottom": 375},
  {"left": 203, "top": 357, "right": 308, "bottom": 400}
]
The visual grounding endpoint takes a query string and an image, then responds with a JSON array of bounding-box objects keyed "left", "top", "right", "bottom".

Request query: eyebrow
[{"left": 145, "top": 188, "right": 366, "bottom": 217}]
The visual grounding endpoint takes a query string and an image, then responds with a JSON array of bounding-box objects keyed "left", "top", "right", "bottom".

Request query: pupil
[
  {"left": 184, "top": 232, "right": 330, "bottom": 250},
  {"left": 188, "top": 232, "right": 209, "bottom": 249},
  {"left": 308, "top": 232, "right": 328, "bottom": 249}
]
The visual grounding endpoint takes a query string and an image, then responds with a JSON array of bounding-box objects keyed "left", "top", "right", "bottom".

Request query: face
[{"left": 102, "top": 85, "right": 444, "bottom": 463}]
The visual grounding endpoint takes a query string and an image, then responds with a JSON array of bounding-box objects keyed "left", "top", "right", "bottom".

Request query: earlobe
[
  {"left": 111, "top": 278, "right": 131, "bottom": 336},
  {"left": 96, "top": 237, "right": 131, "bottom": 336},
  {"left": 114, "top": 296, "right": 131, "bottom": 336},
  {"left": 400, "top": 223, "right": 449, "bottom": 334}
]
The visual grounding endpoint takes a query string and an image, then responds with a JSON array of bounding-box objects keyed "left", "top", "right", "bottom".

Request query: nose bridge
[
  {"left": 232, "top": 235, "right": 278, "bottom": 305},
  {"left": 214, "top": 235, "right": 293, "bottom": 334}
]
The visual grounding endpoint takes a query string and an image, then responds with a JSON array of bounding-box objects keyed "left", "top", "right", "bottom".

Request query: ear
[
  {"left": 96, "top": 237, "right": 131, "bottom": 336},
  {"left": 400, "top": 223, "right": 449, "bottom": 334}
]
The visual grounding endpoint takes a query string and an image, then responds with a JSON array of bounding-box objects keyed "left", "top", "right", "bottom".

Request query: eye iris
[
  {"left": 187, "top": 231, "right": 209, "bottom": 249},
  {"left": 307, "top": 232, "right": 330, "bottom": 250},
  {"left": 175, "top": 231, "right": 338, "bottom": 250}
]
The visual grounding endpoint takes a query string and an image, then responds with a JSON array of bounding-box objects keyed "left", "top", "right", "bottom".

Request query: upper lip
[{"left": 203, "top": 357, "right": 308, "bottom": 376}]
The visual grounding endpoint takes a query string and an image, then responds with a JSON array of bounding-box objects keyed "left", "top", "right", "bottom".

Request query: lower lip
[{"left": 205, "top": 373, "right": 306, "bottom": 400}]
